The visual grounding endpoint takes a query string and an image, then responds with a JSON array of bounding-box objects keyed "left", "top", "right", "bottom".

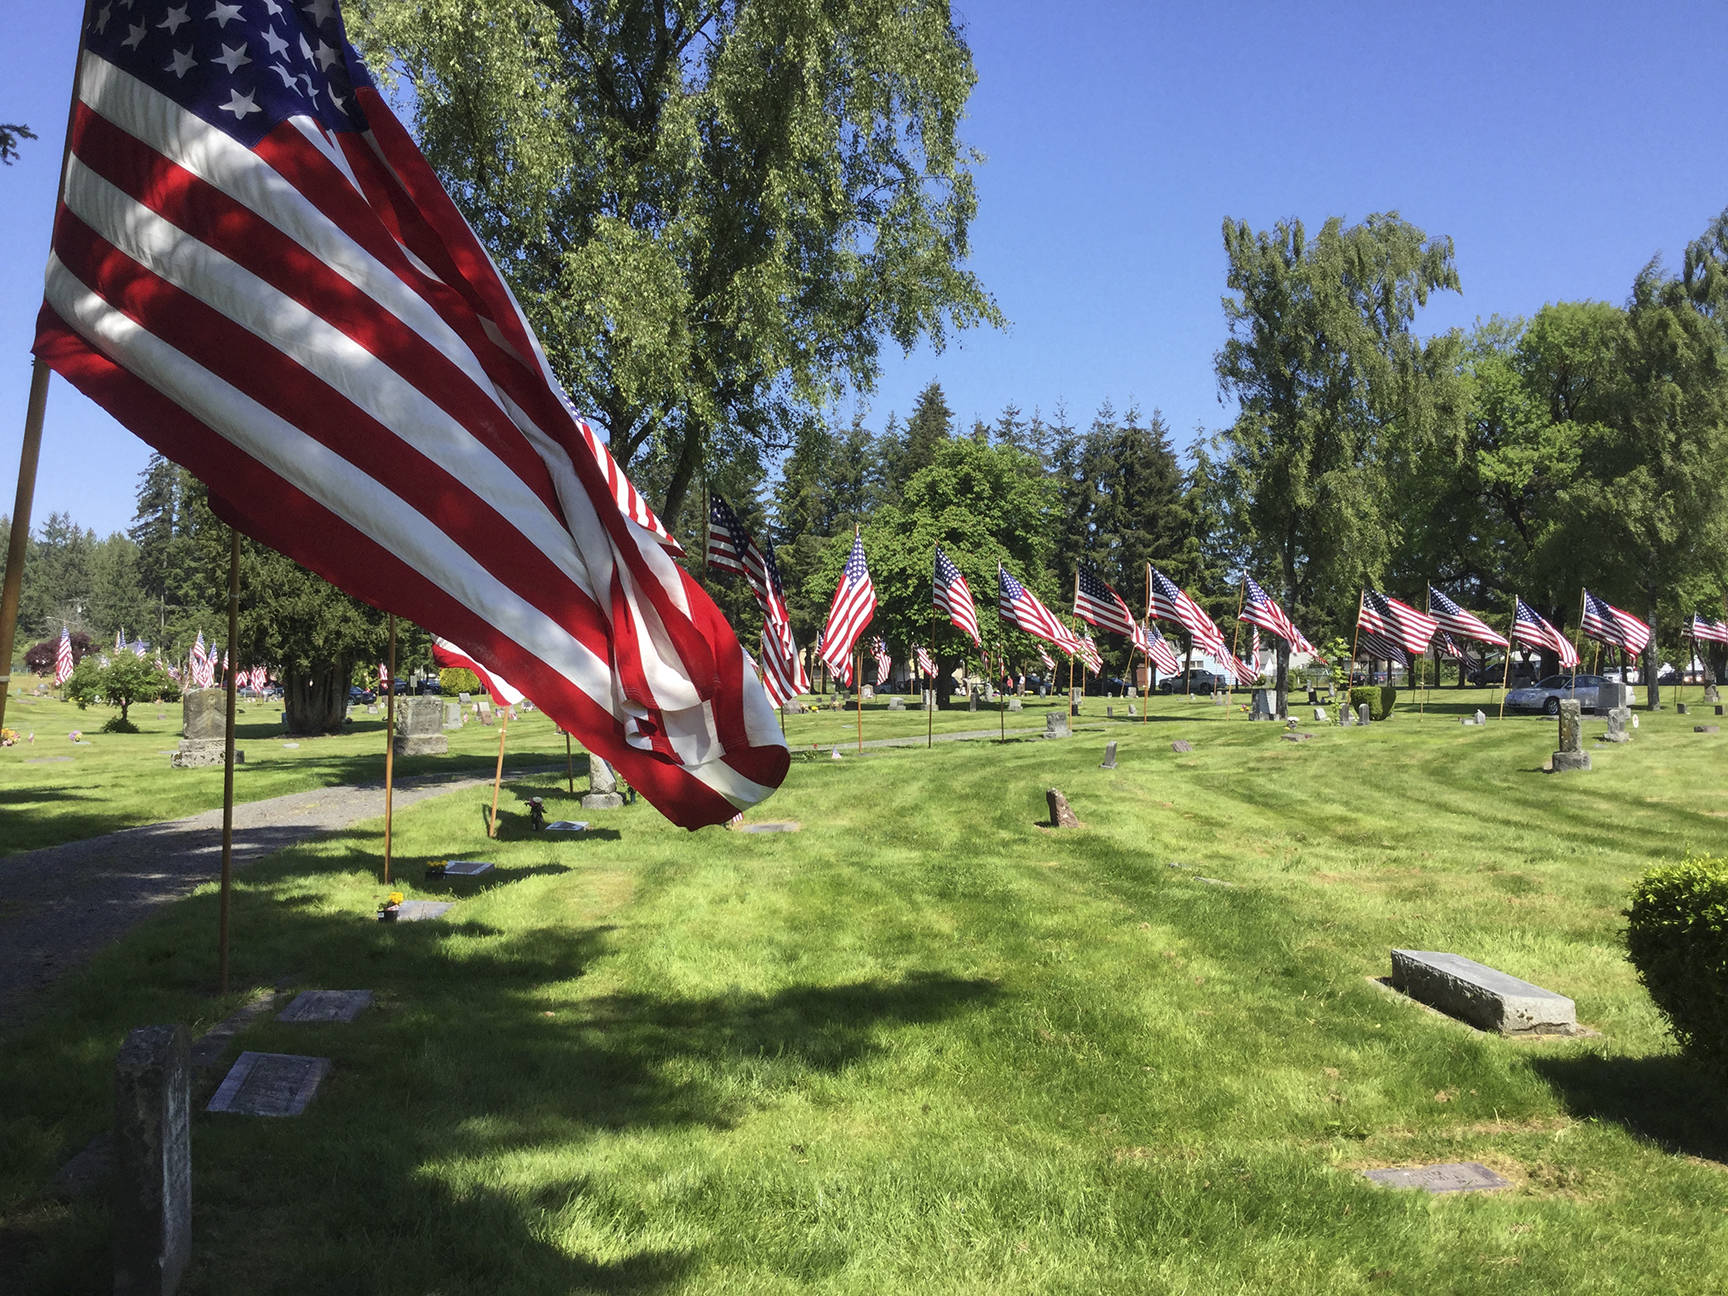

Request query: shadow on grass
[{"left": 1526, "top": 1052, "right": 1728, "bottom": 1163}]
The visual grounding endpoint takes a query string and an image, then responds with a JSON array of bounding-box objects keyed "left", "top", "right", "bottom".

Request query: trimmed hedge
[
  {"left": 438, "top": 667, "right": 481, "bottom": 696},
  {"left": 1346, "top": 685, "right": 1397, "bottom": 721},
  {"left": 1626, "top": 854, "right": 1728, "bottom": 1079}
]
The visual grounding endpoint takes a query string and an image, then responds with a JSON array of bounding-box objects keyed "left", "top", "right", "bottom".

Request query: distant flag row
[{"left": 707, "top": 495, "right": 811, "bottom": 704}]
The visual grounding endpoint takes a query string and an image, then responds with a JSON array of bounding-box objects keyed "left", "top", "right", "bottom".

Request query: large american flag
[
  {"left": 1512, "top": 597, "right": 1579, "bottom": 669},
  {"left": 999, "top": 565, "right": 1076, "bottom": 653},
  {"left": 1427, "top": 586, "right": 1509, "bottom": 647},
  {"left": 1074, "top": 566, "right": 1136, "bottom": 638},
  {"left": 55, "top": 626, "right": 75, "bottom": 685},
  {"left": 432, "top": 634, "right": 523, "bottom": 707},
  {"left": 1241, "top": 575, "right": 1323, "bottom": 658},
  {"left": 933, "top": 546, "right": 981, "bottom": 646},
  {"left": 1357, "top": 591, "right": 1438, "bottom": 655},
  {"left": 819, "top": 535, "right": 876, "bottom": 684},
  {"left": 1146, "top": 566, "right": 1229, "bottom": 659},
  {"left": 32, "top": 0, "right": 784, "bottom": 827},
  {"left": 1692, "top": 614, "right": 1728, "bottom": 645},
  {"left": 1581, "top": 590, "right": 1651, "bottom": 656}
]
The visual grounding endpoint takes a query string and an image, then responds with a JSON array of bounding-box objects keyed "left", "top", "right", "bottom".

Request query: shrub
[
  {"left": 1380, "top": 683, "right": 1397, "bottom": 717},
  {"left": 439, "top": 667, "right": 481, "bottom": 696},
  {"left": 1346, "top": 685, "right": 1394, "bottom": 721},
  {"left": 1626, "top": 854, "right": 1728, "bottom": 1079},
  {"left": 101, "top": 716, "right": 140, "bottom": 734}
]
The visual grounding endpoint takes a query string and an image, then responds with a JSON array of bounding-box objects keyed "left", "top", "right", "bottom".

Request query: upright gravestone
[
  {"left": 1126, "top": 685, "right": 1137, "bottom": 699},
  {"left": 1008, "top": 697, "right": 1023, "bottom": 712},
  {"left": 1473, "top": 709, "right": 1487, "bottom": 726},
  {"left": 1552, "top": 699, "right": 1591, "bottom": 771},
  {"left": 171, "top": 688, "right": 238, "bottom": 768},
  {"left": 1107, "top": 705, "right": 1115, "bottom": 718},
  {"left": 923, "top": 689, "right": 936, "bottom": 712},
  {"left": 393, "top": 696, "right": 448, "bottom": 756},
  {"left": 1599, "top": 680, "right": 1634, "bottom": 712},
  {"left": 888, "top": 695, "right": 905, "bottom": 711},
  {"left": 1313, "top": 706, "right": 1328, "bottom": 723},
  {"left": 1677, "top": 702, "right": 1690, "bottom": 715},
  {"left": 1250, "top": 689, "right": 1275, "bottom": 721},
  {"left": 862, "top": 684, "right": 874, "bottom": 700},
  {"left": 1706, "top": 682, "right": 1721, "bottom": 705},
  {"left": 443, "top": 700, "right": 462, "bottom": 731},
  {"left": 1601, "top": 705, "right": 1630, "bottom": 744},
  {"left": 1356, "top": 702, "right": 1372, "bottom": 726},
  {"left": 113, "top": 1025, "right": 191, "bottom": 1296},
  {"left": 967, "top": 691, "right": 978, "bottom": 712},
  {"left": 1044, "top": 711, "right": 1070, "bottom": 739},
  {"left": 1100, "top": 741, "right": 1118, "bottom": 769},
  {"left": 582, "top": 754, "right": 625, "bottom": 810}
]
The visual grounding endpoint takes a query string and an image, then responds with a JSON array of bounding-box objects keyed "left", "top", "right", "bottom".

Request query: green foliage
[
  {"left": 439, "top": 667, "right": 481, "bottom": 697},
  {"left": 1346, "top": 685, "right": 1395, "bottom": 721},
  {"left": 63, "top": 653, "right": 177, "bottom": 723},
  {"left": 1626, "top": 854, "right": 1728, "bottom": 1078},
  {"left": 100, "top": 716, "right": 140, "bottom": 734}
]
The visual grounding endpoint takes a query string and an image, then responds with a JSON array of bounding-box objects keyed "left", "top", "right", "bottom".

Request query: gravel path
[{"left": 0, "top": 768, "right": 524, "bottom": 1028}]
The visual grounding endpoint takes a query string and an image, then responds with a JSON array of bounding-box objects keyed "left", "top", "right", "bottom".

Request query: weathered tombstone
[
  {"left": 1356, "top": 702, "right": 1371, "bottom": 726},
  {"left": 1008, "top": 697, "right": 1023, "bottom": 712},
  {"left": 1045, "top": 787, "right": 1081, "bottom": 828},
  {"left": 1473, "top": 709, "right": 1486, "bottom": 725},
  {"left": 1551, "top": 698, "right": 1591, "bottom": 771},
  {"left": 967, "top": 691, "right": 978, "bottom": 712},
  {"left": 1390, "top": 949, "right": 1578, "bottom": 1035},
  {"left": 113, "top": 1025, "right": 191, "bottom": 1296},
  {"left": 1363, "top": 1163, "right": 1510, "bottom": 1194},
  {"left": 1250, "top": 688, "right": 1275, "bottom": 721},
  {"left": 207, "top": 1051, "right": 332, "bottom": 1116},
  {"left": 277, "top": 990, "right": 372, "bottom": 1023},
  {"left": 1127, "top": 702, "right": 1136, "bottom": 716},
  {"left": 1313, "top": 706, "right": 1328, "bottom": 723},
  {"left": 582, "top": 754, "right": 625, "bottom": 810},
  {"left": 366, "top": 704, "right": 379, "bottom": 715},
  {"left": 1706, "top": 682, "right": 1721, "bottom": 705},
  {"left": 923, "top": 689, "right": 936, "bottom": 711},
  {"left": 1281, "top": 731, "right": 1312, "bottom": 742},
  {"left": 1601, "top": 706, "right": 1630, "bottom": 744},
  {"left": 887, "top": 695, "right": 905, "bottom": 710},
  {"left": 861, "top": 684, "right": 874, "bottom": 700},
  {"left": 1106, "top": 705, "right": 1115, "bottom": 718},
  {"left": 1170, "top": 739, "right": 1193, "bottom": 753},
  {"left": 171, "top": 688, "right": 236, "bottom": 768},
  {"left": 1211, "top": 692, "right": 1225, "bottom": 707},
  {"left": 1126, "top": 685, "right": 1137, "bottom": 699},
  {"left": 443, "top": 700, "right": 462, "bottom": 730},
  {"left": 440, "top": 860, "right": 495, "bottom": 878},
  {"left": 1717, "top": 704, "right": 1725, "bottom": 717},
  {"left": 1044, "top": 711, "right": 1070, "bottom": 739},
  {"left": 388, "top": 900, "right": 452, "bottom": 922},
  {"left": 1307, "top": 687, "right": 1320, "bottom": 705},
  {"left": 1100, "top": 741, "right": 1118, "bottom": 769},
  {"left": 392, "top": 696, "right": 448, "bottom": 756},
  {"left": 1676, "top": 702, "right": 1690, "bottom": 715}
]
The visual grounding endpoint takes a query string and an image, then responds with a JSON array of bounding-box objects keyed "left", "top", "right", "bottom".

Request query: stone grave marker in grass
[
  {"left": 1044, "top": 712, "right": 1070, "bottom": 739},
  {"left": 113, "top": 1025, "right": 191, "bottom": 1296},
  {"left": 1045, "top": 788, "right": 1081, "bottom": 828},
  {"left": 1389, "top": 949, "right": 1579, "bottom": 1035},
  {"left": 544, "top": 820, "right": 587, "bottom": 832},
  {"left": 582, "top": 754, "right": 624, "bottom": 810},
  {"left": 1600, "top": 706, "right": 1631, "bottom": 743},
  {"left": 206, "top": 1051, "right": 331, "bottom": 1117},
  {"left": 393, "top": 900, "right": 453, "bottom": 922},
  {"left": 1100, "top": 741, "right": 1117, "bottom": 769},
  {"left": 1551, "top": 699, "right": 1591, "bottom": 772},
  {"left": 738, "top": 821, "right": 802, "bottom": 834},
  {"left": 277, "top": 990, "right": 373, "bottom": 1024},
  {"left": 1171, "top": 740, "right": 1193, "bottom": 753},
  {"left": 1362, "top": 1162, "right": 1509, "bottom": 1193},
  {"left": 1695, "top": 725, "right": 1721, "bottom": 734},
  {"left": 393, "top": 697, "right": 448, "bottom": 756}
]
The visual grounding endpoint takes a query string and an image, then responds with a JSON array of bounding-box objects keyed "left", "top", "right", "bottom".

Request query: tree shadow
[{"left": 1525, "top": 1052, "right": 1728, "bottom": 1163}]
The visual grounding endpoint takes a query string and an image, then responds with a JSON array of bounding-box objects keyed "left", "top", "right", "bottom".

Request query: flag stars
[
  {"left": 263, "top": 27, "right": 289, "bottom": 56},
  {"left": 218, "top": 88, "right": 261, "bottom": 119},
  {"left": 123, "top": 20, "right": 147, "bottom": 48},
  {"left": 213, "top": 41, "right": 251, "bottom": 72},
  {"left": 269, "top": 62, "right": 299, "bottom": 88},
  {"left": 165, "top": 47, "right": 197, "bottom": 77},
  {"left": 208, "top": 1, "right": 244, "bottom": 27},
  {"left": 315, "top": 39, "right": 340, "bottom": 71},
  {"left": 158, "top": 5, "right": 190, "bottom": 34},
  {"left": 94, "top": 5, "right": 113, "bottom": 34},
  {"left": 303, "top": 0, "right": 335, "bottom": 23},
  {"left": 298, "top": 34, "right": 313, "bottom": 60}
]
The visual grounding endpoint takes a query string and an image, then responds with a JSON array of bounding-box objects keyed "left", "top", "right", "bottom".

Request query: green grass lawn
[{"left": 4, "top": 687, "right": 1727, "bottom": 1292}]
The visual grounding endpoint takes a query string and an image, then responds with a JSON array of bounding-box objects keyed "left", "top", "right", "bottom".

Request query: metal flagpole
[
  {"left": 1498, "top": 597, "right": 1515, "bottom": 720},
  {"left": 382, "top": 614, "right": 398, "bottom": 880},
  {"left": 0, "top": 2, "right": 97, "bottom": 737},
  {"left": 487, "top": 705, "right": 509, "bottom": 837},
  {"left": 217, "top": 528, "right": 240, "bottom": 994}
]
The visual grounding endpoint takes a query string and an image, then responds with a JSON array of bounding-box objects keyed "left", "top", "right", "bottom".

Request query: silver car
[{"left": 1505, "top": 673, "right": 1610, "bottom": 715}]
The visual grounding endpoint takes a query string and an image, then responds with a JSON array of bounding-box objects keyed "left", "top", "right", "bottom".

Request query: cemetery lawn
[{"left": 4, "top": 689, "right": 1728, "bottom": 1293}]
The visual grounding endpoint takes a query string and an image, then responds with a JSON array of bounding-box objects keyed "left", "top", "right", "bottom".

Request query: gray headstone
[
  {"left": 1677, "top": 702, "right": 1689, "bottom": 715},
  {"left": 1126, "top": 686, "right": 1137, "bottom": 698},
  {"left": 1282, "top": 732, "right": 1312, "bottom": 742},
  {"left": 1250, "top": 688, "right": 1275, "bottom": 720},
  {"left": 1363, "top": 1162, "right": 1510, "bottom": 1194},
  {"left": 276, "top": 990, "right": 373, "bottom": 1023},
  {"left": 861, "top": 684, "right": 874, "bottom": 700},
  {"left": 1601, "top": 705, "right": 1630, "bottom": 743},
  {"left": 1389, "top": 949, "right": 1578, "bottom": 1035},
  {"left": 1473, "top": 709, "right": 1486, "bottom": 725},
  {"left": 367, "top": 704, "right": 379, "bottom": 714},
  {"left": 588, "top": 754, "right": 618, "bottom": 794},
  {"left": 1170, "top": 739, "right": 1193, "bottom": 753},
  {"left": 1008, "top": 697, "right": 1023, "bottom": 711},
  {"left": 1126, "top": 703, "right": 1135, "bottom": 716},
  {"left": 392, "top": 900, "right": 453, "bottom": 922},
  {"left": 458, "top": 692, "right": 472, "bottom": 706},
  {"left": 180, "top": 688, "right": 225, "bottom": 741},
  {"left": 440, "top": 860, "right": 495, "bottom": 878},
  {"left": 1552, "top": 698, "right": 1590, "bottom": 770},
  {"left": 1045, "top": 787, "right": 1081, "bottom": 828},
  {"left": 1044, "top": 711, "right": 1070, "bottom": 739},
  {"left": 888, "top": 696, "right": 905, "bottom": 710},
  {"left": 1107, "top": 705, "right": 1114, "bottom": 718},
  {"left": 1356, "top": 702, "right": 1371, "bottom": 726},
  {"left": 113, "top": 1025, "right": 191, "bottom": 1296},
  {"left": 1070, "top": 687, "right": 1084, "bottom": 707},
  {"left": 967, "top": 693, "right": 978, "bottom": 712},
  {"left": 1313, "top": 707, "right": 1328, "bottom": 722},
  {"left": 443, "top": 701, "right": 462, "bottom": 730},
  {"left": 1211, "top": 692, "right": 1225, "bottom": 706},
  {"left": 1100, "top": 740, "right": 1118, "bottom": 769},
  {"left": 206, "top": 1051, "right": 331, "bottom": 1116},
  {"left": 923, "top": 689, "right": 936, "bottom": 711},
  {"left": 392, "top": 696, "right": 448, "bottom": 756},
  {"left": 1706, "top": 682, "right": 1721, "bottom": 704}
]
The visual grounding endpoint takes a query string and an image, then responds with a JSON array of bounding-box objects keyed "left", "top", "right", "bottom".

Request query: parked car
[
  {"left": 349, "top": 686, "right": 376, "bottom": 704},
  {"left": 1504, "top": 673, "right": 1614, "bottom": 715},
  {"left": 1158, "top": 669, "right": 1224, "bottom": 695}
]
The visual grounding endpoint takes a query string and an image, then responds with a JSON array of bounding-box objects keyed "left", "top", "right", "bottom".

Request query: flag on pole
[
  {"left": 1428, "top": 586, "right": 1509, "bottom": 647},
  {"left": 190, "top": 631, "right": 212, "bottom": 689},
  {"left": 1241, "top": 576, "right": 1324, "bottom": 658},
  {"left": 432, "top": 635, "right": 524, "bottom": 707},
  {"left": 915, "top": 646, "right": 938, "bottom": 678},
  {"left": 999, "top": 565, "right": 1076, "bottom": 652},
  {"left": 1073, "top": 628, "right": 1104, "bottom": 675},
  {"left": 705, "top": 495, "right": 750, "bottom": 578},
  {"left": 1691, "top": 614, "right": 1728, "bottom": 645},
  {"left": 1146, "top": 566, "right": 1230, "bottom": 659},
  {"left": 1357, "top": 591, "right": 1439, "bottom": 655},
  {"left": 872, "top": 637, "right": 892, "bottom": 686},
  {"left": 933, "top": 547, "right": 982, "bottom": 646},
  {"left": 1581, "top": 590, "right": 1652, "bottom": 656},
  {"left": 32, "top": 0, "right": 783, "bottom": 827},
  {"left": 819, "top": 536, "right": 876, "bottom": 684},
  {"left": 1074, "top": 567, "right": 1137, "bottom": 638},
  {"left": 378, "top": 659, "right": 391, "bottom": 693},
  {"left": 757, "top": 625, "right": 803, "bottom": 708},
  {"left": 1355, "top": 629, "right": 1409, "bottom": 667},
  {"left": 115, "top": 627, "right": 124, "bottom": 653},
  {"left": 703, "top": 493, "right": 807, "bottom": 702},
  {"left": 1036, "top": 644, "right": 1056, "bottom": 675},
  {"left": 1133, "top": 623, "right": 1181, "bottom": 676},
  {"left": 55, "top": 626, "right": 75, "bottom": 684},
  {"left": 1512, "top": 597, "right": 1579, "bottom": 668}
]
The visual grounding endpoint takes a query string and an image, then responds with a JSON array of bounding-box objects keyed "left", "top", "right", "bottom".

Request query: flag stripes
[
  {"left": 1357, "top": 591, "right": 1438, "bottom": 655},
  {"left": 1427, "top": 586, "right": 1509, "bottom": 648},
  {"left": 1581, "top": 590, "right": 1651, "bottom": 656},
  {"left": 819, "top": 536, "right": 876, "bottom": 683},
  {"left": 933, "top": 547, "right": 982, "bottom": 646},
  {"left": 1075, "top": 567, "right": 1137, "bottom": 638},
  {"left": 1512, "top": 597, "right": 1579, "bottom": 669}
]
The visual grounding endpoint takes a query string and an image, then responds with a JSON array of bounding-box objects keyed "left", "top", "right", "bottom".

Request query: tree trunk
[
  {"left": 1274, "top": 642, "right": 1289, "bottom": 719},
  {"left": 284, "top": 659, "right": 351, "bottom": 734},
  {"left": 1643, "top": 607, "right": 1662, "bottom": 710}
]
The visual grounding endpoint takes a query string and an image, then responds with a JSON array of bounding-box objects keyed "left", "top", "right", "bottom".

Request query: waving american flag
[
  {"left": 819, "top": 536, "right": 876, "bottom": 684},
  {"left": 1428, "top": 586, "right": 1509, "bottom": 648},
  {"left": 1075, "top": 566, "right": 1137, "bottom": 639},
  {"left": 1147, "top": 566, "right": 1229, "bottom": 659},
  {"left": 1512, "top": 597, "right": 1578, "bottom": 669},
  {"left": 1581, "top": 590, "right": 1651, "bottom": 656},
  {"left": 999, "top": 565, "right": 1077, "bottom": 654},
  {"left": 933, "top": 546, "right": 981, "bottom": 646},
  {"left": 1357, "top": 591, "right": 1438, "bottom": 656}
]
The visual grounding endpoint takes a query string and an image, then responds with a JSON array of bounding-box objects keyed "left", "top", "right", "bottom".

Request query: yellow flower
[{"left": 388, "top": 891, "right": 403, "bottom": 905}]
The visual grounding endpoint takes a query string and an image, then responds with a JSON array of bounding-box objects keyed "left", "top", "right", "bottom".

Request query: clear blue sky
[{"left": 5, "top": 1, "right": 1727, "bottom": 537}]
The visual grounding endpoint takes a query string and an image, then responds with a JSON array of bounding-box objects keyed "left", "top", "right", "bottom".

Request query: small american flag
[
  {"left": 190, "top": 631, "right": 213, "bottom": 689},
  {"left": 1356, "top": 628, "right": 1409, "bottom": 667},
  {"left": 1433, "top": 632, "right": 1467, "bottom": 660},
  {"left": 1147, "top": 566, "right": 1229, "bottom": 659},
  {"left": 933, "top": 547, "right": 982, "bottom": 647},
  {"left": 55, "top": 626, "right": 75, "bottom": 685},
  {"left": 819, "top": 535, "right": 876, "bottom": 684},
  {"left": 757, "top": 627, "right": 805, "bottom": 708},
  {"left": 1428, "top": 586, "right": 1509, "bottom": 647},
  {"left": 1512, "top": 597, "right": 1578, "bottom": 669},
  {"left": 915, "top": 646, "right": 937, "bottom": 678},
  {"left": 1357, "top": 591, "right": 1438, "bottom": 655},
  {"left": 1037, "top": 645, "right": 1056, "bottom": 674},
  {"left": 1241, "top": 576, "right": 1323, "bottom": 658},
  {"left": 999, "top": 565, "right": 1076, "bottom": 653},
  {"left": 1074, "top": 628, "right": 1104, "bottom": 674},
  {"left": 1074, "top": 567, "right": 1137, "bottom": 638},
  {"left": 1691, "top": 614, "right": 1728, "bottom": 645},
  {"left": 1581, "top": 590, "right": 1651, "bottom": 656},
  {"left": 872, "top": 637, "right": 892, "bottom": 686}
]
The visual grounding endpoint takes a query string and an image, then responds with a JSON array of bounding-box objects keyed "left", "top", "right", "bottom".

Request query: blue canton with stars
[{"left": 86, "top": 0, "right": 373, "bottom": 147}]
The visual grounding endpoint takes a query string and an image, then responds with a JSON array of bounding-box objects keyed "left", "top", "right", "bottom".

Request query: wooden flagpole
[
  {"left": 1348, "top": 589, "right": 1364, "bottom": 694},
  {"left": 1419, "top": 587, "right": 1431, "bottom": 722},
  {"left": 217, "top": 528, "right": 240, "bottom": 994},
  {"left": 928, "top": 614, "right": 936, "bottom": 749},
  {"left": 1226, "top": 577, "right": 1245, "bottom": 708},
  {"left": 1571, "top": 588, "right": 1587, "bottom": 700},
  {"left": 0, "top": 4, "right": 97, "bottom": 737},
  {"left": 381, "top": 614, "right": 397, "bottom": 881},
  {"left": 854, "top": 651, "right": 863, "bottom": 752},
  {"left": 487, "top": 705, "right": 509, "bottom": 837},
  {"left": 564, "top": 730, "right": 574, "bottom": 794},
  {"left": 1498, "top": 596, "right": 1516, "bottom": 720},
  {"left": 998, "top": 645, "right": 1006, "bottom": 743}
]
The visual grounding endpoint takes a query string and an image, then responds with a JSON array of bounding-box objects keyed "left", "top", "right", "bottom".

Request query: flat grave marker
[
  {"left": 1362, "top": 1162, "right": 1509, "bottom": 1193},
  {"left": 206, "top": 1051, "right": 331, "bottom": 1117},
  {"left": 739, "top": 821, "right": 802, "bottom": 833},
  {"left": 440, "top": 860, "right": 496, "bottom": 878},
  {"left": 1171, "top": 740, "right": 1193, "bottom": 753},
  {"left": 1390, "top": 949, "right": 1578, "bottom": 1035},
  {"left": 277, "top": 990, "right": 373, "bottom": 1024},
  {"left": 544, "top": 820, "right": 588, "bottom": 832},
  {"left": 382, "top": 900, "right": 454, "bottom": 923}
]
